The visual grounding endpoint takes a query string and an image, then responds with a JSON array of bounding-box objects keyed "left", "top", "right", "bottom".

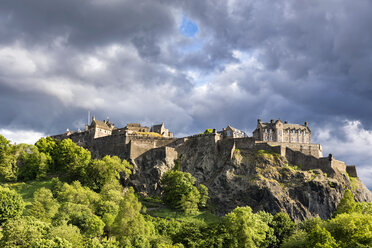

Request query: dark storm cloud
[
  {"left": 0, "top": 0, "right": 174, "bottom": 50},
  {"left": 1, "top": 0, "right": 372, "bottom": 186}
]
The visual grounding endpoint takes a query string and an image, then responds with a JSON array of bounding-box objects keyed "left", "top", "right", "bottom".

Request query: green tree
[
  {"left": 112, "top": 187, "right": 154, "bottom": 245},
  {"left": 31, "top": 237, "right": 73, "bottom": 248},
  {"left": 171, "top": 219, "right": 208, "bottom": 248},
  {"left": 333, "top": 189, "right": 357, "bottom": 216},
  {"left": 307, "top": 225, "right": 338, "bottom": 248},
  {"left": 35, "top": 137, "right": 57, "bottom": 155},
  {"left": 29, "top": 188, "right": 60, "bottom": 222},
  {"left": 53, "top": 139, "right": 91, "bottom": 178},
  {"left": 56, "top": 181, "right": 100, "bottom": 209},
  {"left": 0, "top": 216, "right": 49, "bottom": 248},
  {"left": 80, "top": 214, "right": 105, "bottom": 238},
  {"left": 281, "top": 230, "right": 308, "bottom": 248},
  {"left": 96, "top": 200, "right": 119, "bottom": 235},
  {"left": 99, "top": 180, "right": 123, "bottom": 203},
  {"left": 35, "top": 137, "right": 56, "bottom": 169},
  {"left": 17, "top": 145, "right": 49, "bottom": 181},
  {"left": 325, "top": 212, "right": 372, "bottom": 248},
  {"left": 0, "top": 186, "right": 25, "bottom": 223},
  {"left": 197, "top": 184, "right": 209, "bottom": 208},
  {"left": 160, "top": 170, "right": 203, "bottom": 213},
  {"left": 297, "top": 216, "right": 322, "bottom": 233},
  {"left": 223, "top": 206, "right": 271, "bottom": 248},
  {"left": 355, "top": 202, "right": 372, "bottom": 215},
  {"left": 0, "top": 134, "right": 17, "bottom": 181},
  {"left": 47, "top": 221, "right": 84, "bottom": 248},
  {"left": 269, "top": 212, "right": 295, "bottom": 248},
  {"left": 83, "top": 156, "right": 132, "bottom": 192}
]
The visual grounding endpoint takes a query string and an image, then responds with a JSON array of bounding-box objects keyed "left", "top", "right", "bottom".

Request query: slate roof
[
  {"left": 259, "top": 122, "right": 310, "bottom": 131},
  {"left": 152, "top": 123, "right": 164, "bottom": 129},
  {"left": 91, "top": 120, "right": 111, "bottom": 130}
]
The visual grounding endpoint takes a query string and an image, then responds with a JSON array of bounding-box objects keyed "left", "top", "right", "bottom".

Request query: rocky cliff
[{"left": 128, "top": 135, "right": 372, "bottom": 221}]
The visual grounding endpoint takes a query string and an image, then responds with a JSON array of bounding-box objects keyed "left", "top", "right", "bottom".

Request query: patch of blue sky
[
  {"left": 178, "top": 16, "right": 204, "bottom": 53},
  {"left": 179, "top": 16, "right": 199, "bottom": 37}
]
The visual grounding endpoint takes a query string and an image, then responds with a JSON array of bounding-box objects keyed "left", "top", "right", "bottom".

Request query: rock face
[{"left": 128, "top": 135, "right": 372, "bottom": 221}]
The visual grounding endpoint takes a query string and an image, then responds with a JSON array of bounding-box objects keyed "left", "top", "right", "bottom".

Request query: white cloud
[
  {"left": 314, "top": 120, "right": 372, "bottom": 189},
  {"left": 0, "top": 129, "right": 45, "bottom": 145}
]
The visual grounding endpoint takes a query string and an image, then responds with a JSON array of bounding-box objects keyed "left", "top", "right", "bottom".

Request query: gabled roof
[
  {"left": 91, "top": 120, "right": 112, "bottom": 130},
  {"left": 258, "top": 122, "right": 310, "bottom": 132},
  {"left": 152, "top": 123, "right": 164, "bottom": 129},
  {"left": 226, "top": 125, "right": 239, "bottom": 131},
  {"left": 282, "top": 123, "right": 308, "bottom": 130}
]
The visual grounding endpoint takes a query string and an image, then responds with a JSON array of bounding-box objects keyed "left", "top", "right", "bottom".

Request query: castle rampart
[{"left": 50, "top": 118, "right": 359, "bottom": 179}]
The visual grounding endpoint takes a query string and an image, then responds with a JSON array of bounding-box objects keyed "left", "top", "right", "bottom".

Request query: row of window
[
  {"left": 264, "top": 129, "right": 307, "bottom": 135},
  {"left": 264, "top": 135, "right": 309, "bottom": 143}
]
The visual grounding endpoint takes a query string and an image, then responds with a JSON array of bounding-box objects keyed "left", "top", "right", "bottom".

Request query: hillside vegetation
[{"left": 0, "top": 134, "right": 371, "bottom": 247}]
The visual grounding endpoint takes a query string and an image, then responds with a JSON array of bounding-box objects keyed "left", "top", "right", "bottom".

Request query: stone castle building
[
  {"left": 51, "top": 117, "right": 358, "bottom": 178},
  {"left": 253, "top": 119, "right": 311, "bottom": 144}
]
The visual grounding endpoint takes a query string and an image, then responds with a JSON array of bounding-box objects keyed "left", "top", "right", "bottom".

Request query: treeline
[{"left": 0, "top": 135, "right": 371, "bottom": 247}]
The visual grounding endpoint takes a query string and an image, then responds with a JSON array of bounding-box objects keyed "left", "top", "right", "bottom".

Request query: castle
[{"left": 51, "top": 118, "right": 358, "bottom": 178}]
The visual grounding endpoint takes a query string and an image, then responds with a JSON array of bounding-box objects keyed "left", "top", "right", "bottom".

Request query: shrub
[{"left": 0, "top": 186, "right": 25, "bottom": 223}]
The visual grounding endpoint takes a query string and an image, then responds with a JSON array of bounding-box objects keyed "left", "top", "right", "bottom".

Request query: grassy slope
[{"left": 2, "top": 180, "right": 54, "bottom": 213}]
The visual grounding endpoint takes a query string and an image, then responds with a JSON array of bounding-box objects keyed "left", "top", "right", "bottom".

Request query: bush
[
  {"left": 29, "top": 187, "right": 60, "bottom": 222},
  {"left": 0, "top": 186, "right": 25, "bottom": 223}
]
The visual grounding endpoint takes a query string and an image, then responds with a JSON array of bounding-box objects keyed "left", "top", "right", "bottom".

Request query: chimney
[
  {"left": 92, "top": 116, "right": 95, "bottom": 121},
  {"left": 305, "top": 121, "right": 308, "bottom": 127},
  {"left": 257, "top": 119, "right": 261, "bottom": 124},
  {"left": 270, "top": 119, "right": 274, "bottom": 123},
  {"left": 284, "top": 121, "right": 288, "bottom": 124}
]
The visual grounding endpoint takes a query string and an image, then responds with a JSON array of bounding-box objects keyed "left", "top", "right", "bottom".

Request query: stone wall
[
  {"left": 90, "top": 133, "right": 128, "bottom": 159},
  {"left": 233, "top": 137, "right": 256, "bottom": 149},
  {"left": 283, "top": 147, "right": 349, "bottom": 176},
  {"left": 256, "top": 141, "right": 323, "bottom": 158},
  {"left": 331, "top": 159, "right": 347, "bottom": 174},
  {"left": 128, "top": 136, "right": 176, "bottom": 160},
  {"left": 346, "top": 165, "right": 358, "bottom": 177}
]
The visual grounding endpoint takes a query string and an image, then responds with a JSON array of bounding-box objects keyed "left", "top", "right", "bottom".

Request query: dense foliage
[
  {"left": 0, "top": 134, "right": 371, "bottom": 247},
  {"left": 0, "top": 186, "right": 25, "bottom": 223},
  {"left": 160, "top": 170, "right": 209, "bottom": 213}
]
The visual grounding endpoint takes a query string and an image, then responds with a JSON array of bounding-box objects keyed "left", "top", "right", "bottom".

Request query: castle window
[{"left": 265, "top": 129, "right": 268, "bottom": 133}]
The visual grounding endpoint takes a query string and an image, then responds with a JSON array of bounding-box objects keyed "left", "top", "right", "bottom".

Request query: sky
[{"left": 0, "top": 0, "right": 372, "bottom": 189}]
